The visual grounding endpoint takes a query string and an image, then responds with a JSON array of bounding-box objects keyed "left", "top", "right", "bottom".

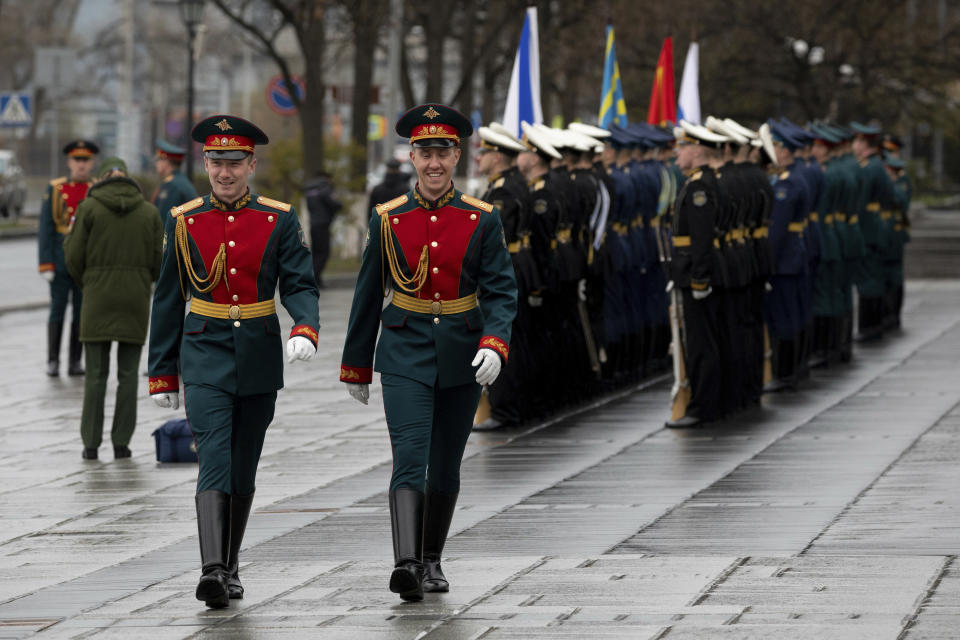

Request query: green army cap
[
  {"left": 849, "top": 121, "right": 882, "bottom": 136},
  {"left": 396, "top": 103, "right": 473, "bottom": 148},
  {"left": 191, "top": 114, "right": 269, "bottom": 160}
]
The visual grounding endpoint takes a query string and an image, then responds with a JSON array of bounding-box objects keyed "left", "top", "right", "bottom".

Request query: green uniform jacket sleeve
[
  {"left": 38, "top": 183, "right": 56, "bottom": 272},
  {"left": 147, "top": 212, "right": 187, "bottom": 395},
  {"left": 475, "top": 207, "right": 517, "bottom": 362},
  {"left": 63, "top": 200, "right": 90, "bottom": 283},
  {"left": 277, "top": 205, "right": 321, "bottom": 346},
  {"left": 340, "top": 210, "right": 385, "bottom": 383}
]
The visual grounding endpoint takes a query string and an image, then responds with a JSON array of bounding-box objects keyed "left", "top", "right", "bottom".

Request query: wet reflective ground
[{"left": 0, "top": 234, "right": 958, "bottom": 637}]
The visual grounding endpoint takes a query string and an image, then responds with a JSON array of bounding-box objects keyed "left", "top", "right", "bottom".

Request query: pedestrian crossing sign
[{"left": 0, "top": 94, "right": 31, "bottom": 128}]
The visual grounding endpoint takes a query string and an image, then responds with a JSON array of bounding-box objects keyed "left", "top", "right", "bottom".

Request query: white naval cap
[
  {"left": 488, "top": 121, "right": 524, "bottom": 145},
  {"left": 757, "top": 123, "right": 779, "bottom": 166},
  {"left": 521, "top": 121, "right": 562, "bottom": 159},
  {"left": 723, "top": 118, "right": 758, "bottom": 140},
  {"left": 478, "top": 126, "right": 527, "bottom": 153},
  {"left": 705, "top": 116, "right": 749, "bottom": 146},
  {"left": 675, "top": 119, "right": 730, "bottom": 147},
  {"left": 568, "top": 122, "right": 612, "bottom": 139}
]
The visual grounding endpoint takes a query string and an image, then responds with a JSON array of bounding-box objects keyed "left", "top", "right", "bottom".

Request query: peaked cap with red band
[
  {"left": 396, "top": 103, "right": 473, "bottom": 148},
  {"left": 63, "top": 139, "right": 100, "bottom": 158},
  {"left": 192, "top": 114, "right": 269, "bottom": 160},
  {"left": 155, "top": 139, "right": 187, "bottom": 161}
]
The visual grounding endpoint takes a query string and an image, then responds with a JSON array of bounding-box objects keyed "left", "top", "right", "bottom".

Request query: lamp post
[{"left": 179, "top": 0, "right": 205, "bottom": 181}]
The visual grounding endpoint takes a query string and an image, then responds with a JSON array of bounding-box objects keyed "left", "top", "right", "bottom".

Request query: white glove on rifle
[
  {"left": 527, "top": 294, "right": 543, "bottom": 307},
  {"left": 346, "top": 383, "right": 369, "bottom": 405},
  {"left": 286, "top": 335, "right": 315, "bottom": 363},
  {"left": 577, "top": 278, "right": 587, "bottom": 302},
  {"left": 40, "top": 271, "right": 55, "bottom": 282},
  {"left": 472, "top": 348, "right": 502, "bottom": 386},
  {"left": 153, "top": 392, "right": 180, "bottom": 410},
  {"left": 692, "top": 286, "right": 713, "bottom": 301}
]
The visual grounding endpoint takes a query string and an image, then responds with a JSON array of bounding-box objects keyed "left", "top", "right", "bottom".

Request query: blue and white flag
[
  {"left": 502, "top": 7, "right": 543, "bottom": 139},
  {"left": 677, "top": 42, "right": 700, "bottom": 124},
  {"left": 599, "top": 25, "right": 628, "bottom": 128}
]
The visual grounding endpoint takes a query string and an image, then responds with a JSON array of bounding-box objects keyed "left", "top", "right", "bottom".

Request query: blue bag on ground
[{"left": 152, "top": 418, "right": 198, "bottom": 463}]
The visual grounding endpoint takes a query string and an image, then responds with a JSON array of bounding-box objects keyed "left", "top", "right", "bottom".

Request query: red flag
[{"left": 647, "top": 37, "right": 676, "bottom": 126}]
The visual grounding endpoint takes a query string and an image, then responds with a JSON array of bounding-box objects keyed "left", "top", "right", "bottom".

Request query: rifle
[
  {"left": 577, "top": 298, "right": 602, "bottom": 375},
  {"left": 762, "top": 323, "right": 773, "bottom": 386},
  {"left": 669, "top": 284, "right": 691, "bottom": 421}
]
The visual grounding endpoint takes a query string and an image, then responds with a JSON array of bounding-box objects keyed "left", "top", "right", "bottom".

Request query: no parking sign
[{"left": 265, "top": 75, "right": 305, "bottom": 116}]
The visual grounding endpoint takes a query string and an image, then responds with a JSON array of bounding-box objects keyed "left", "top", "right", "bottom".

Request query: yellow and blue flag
[{"left": 599, "top": 25, "right": 628, "bottom": 129}]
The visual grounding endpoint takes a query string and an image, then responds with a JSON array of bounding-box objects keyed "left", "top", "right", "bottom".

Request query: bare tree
[{"left": 212, "top": 0, "right": 329, "bottom": 178}]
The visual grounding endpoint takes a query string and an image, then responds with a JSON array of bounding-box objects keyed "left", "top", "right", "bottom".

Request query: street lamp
[{"left": 179, "top": 0, "right": 205, "bottom": 181}]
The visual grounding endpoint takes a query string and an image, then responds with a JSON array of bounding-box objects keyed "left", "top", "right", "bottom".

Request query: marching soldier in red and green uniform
[
  {"left": 152, "top": 139, "right": 198, "bottom": 218},
  {"left": 147, "top": 115, "right": 319, "bottom": 609},
  {"left": 38, "top": 139, "right": 98, "bottom": 376},
  {"left": 340, "top": 104, "right": 517, "bottom": 602}
]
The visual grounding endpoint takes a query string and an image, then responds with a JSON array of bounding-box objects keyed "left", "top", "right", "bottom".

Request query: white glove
[
  {"left": 40, "top": 271, "right": 55, "bottom": 282},
  {"left": 577, "top": 278, "right": 587, "bottom": 302},
  {"left": 286, "top": 335, "right": 315, "bottom": 363},
  {"left": 153, "top": 392, "right": 180, "bottom": 410},
  {"left": 765, "top": 282, "right": 773, "bottom": 292},
  {"left": 346, "top": 382, "right": 369, "bottom": 405},
  {"left": 472, "top": 348, "right": 502, "bottom": 386},
  {"left": 692, "top": 287, "right": 713, "bottom": 300},
  {"left": 527, "top": 294, "right": 543, "bottom": 307},
  {"left": 665, "top": 280, "right": 674, "bottom": 293}
]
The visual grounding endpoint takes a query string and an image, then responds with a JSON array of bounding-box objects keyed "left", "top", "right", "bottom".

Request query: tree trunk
[
  {"left": 456, "top": 5, "right": 477, "bottom": 179},
  {"left": 300, "top": 18, "right": 326, "bottom": 178},
  {"left": 350, "top": 2, "right": 383, "bottom": 186}
]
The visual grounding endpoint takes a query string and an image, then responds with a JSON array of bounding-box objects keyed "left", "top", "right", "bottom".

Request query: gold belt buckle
[
  {"left": 430, "top": 300, "right": 442, "bottom": 315},
  {"left": 228, "top": 305, "right": 241, "bottom": 320}
]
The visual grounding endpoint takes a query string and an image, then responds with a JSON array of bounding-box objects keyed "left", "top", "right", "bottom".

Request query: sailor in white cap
[
  {"left": 666, "top": 120, "right": 728, "bottom": 428},
  {"left": 474, "top": 125, "right": 538, "bottom": 430}
]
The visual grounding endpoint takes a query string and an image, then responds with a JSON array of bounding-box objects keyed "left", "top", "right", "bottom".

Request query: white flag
[
  {"left": 502, "top": 7, "right": 543, "bottom": 139},
  {"left": 677, "top": 42, "right": 700, "bottom": 125}
]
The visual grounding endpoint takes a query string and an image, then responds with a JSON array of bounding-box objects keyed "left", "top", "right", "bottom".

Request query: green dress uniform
[
  {"left": 147, "top": 114, "right": 319, "bottom": 609},
  {"left": 340, "top": 103, "right": 517, "bottom": 602},
  {"left": 154, "top": 171, "right": 197, "bottom": 217},
  {"left": 38, "top": 139, "right": 98, "bottom": 376},
  {"left": 152, "top": 139, "right": 198, "bottom": 218}
]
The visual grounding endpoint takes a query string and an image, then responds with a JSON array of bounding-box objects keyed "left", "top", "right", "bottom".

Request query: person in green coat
[
  {"left": 64, "top": 157, "right": 164, "bottom": 460},
  {"left": 152, "top": 139, "right": 198, "bottom": 218}
]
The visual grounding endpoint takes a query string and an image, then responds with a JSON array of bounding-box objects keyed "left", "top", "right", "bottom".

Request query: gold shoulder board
[
  {"left": 461, "top": 194, "right": 494, "bottom": 213},
  {"left": 534, "top": 179, "right": 546, "bottom": 190},
  {"left": 780, "top": 170, "right": 790, "bottom": 180},
  {"left": 257, "top": 195, "right": 292, "bottom": 212},
  {"left": 163, "top": 175, "right": 174, "bottom": 183},
  {"left": 375, "top": 194, "right": 408, "bottom": 216},
  {"left": 171, "top": 196, "right": 204, "bottom": 217},
  {"left": 50, "top": 177, "right": 67, "bottom": 186},
  {"left": 691, "top": 170, "right": 703, "bottom": 181},
  {"left": 493, "top": 177, "right": 505, "bottom": 188}
]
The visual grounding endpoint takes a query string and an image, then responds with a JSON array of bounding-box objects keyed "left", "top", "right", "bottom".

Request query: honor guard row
[{"left": 437, "top": 113, "right": 909, "bottom": 432}]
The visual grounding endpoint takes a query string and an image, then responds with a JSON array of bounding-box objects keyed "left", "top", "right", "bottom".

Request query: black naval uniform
[
  {"left": 483, "top": 166, "right": 534, "bottom": 425},
  {"left": 670, "top": 166, "right": 723, "bottom": 422}
]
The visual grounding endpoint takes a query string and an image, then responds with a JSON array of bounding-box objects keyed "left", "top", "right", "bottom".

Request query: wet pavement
[{"left": 1, "top": 236, "right": 960, "bottom": 637}]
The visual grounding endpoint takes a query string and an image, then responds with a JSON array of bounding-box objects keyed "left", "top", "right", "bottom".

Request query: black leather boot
[
  {"left": 46, "top": 322, "right": 62, "bottom": 377},
  {"left": 195, "top": 490, "right": 231, "bottom": 608},
  {"left": 388, "top": 488, "right": 424, "bottom": 602},
  {"left": 422, "top": 488, "right": 458, "bottom": 593},
  {"left": 67, "top": 324, "right": 84, "bottom": 376},
  {"left": 226, "top": 493, "right": 254, "bottom": 599}
]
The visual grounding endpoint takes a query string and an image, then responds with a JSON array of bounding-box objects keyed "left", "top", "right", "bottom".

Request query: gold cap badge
[
  {"left": 423, "top": 106, "right": 440, "bottom": 119},
  {"left": 215, "top": 118, "right": 232, "bottom": 131}
]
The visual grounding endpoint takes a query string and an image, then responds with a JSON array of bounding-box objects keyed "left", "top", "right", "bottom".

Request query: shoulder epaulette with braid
[
  {"left": 376, "top": 194, "right": 409, "bottom": 216},
  {"left": 171, "top": 197, "right": 204, "bottom": 217},
  {"left": 257, "top": 195, "right": 291, "bottom": 212},
  {"left": 460, "top": 194, "right": 494, "bottom": 213}
]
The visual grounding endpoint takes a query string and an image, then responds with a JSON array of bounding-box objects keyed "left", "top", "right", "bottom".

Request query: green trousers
[
  {"left": 184, "top": 383, "right": 277, "bottom": 495},
  {"left": 381, "top": 373, "right": 482, "bottom": 493},
  {"left": 80, "top": 341, "right": 142, "bottom": 449}
]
